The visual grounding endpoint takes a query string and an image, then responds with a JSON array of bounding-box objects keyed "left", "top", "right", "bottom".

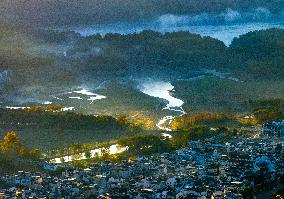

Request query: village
[
  {"left": 0, "top": 122, "right": 284, "bottom": 199},
  {"left": 0, "top": 2, "right": 284, "bottom": 198}
]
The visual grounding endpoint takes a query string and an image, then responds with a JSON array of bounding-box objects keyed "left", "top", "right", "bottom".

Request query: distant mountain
[
  {"left": 230, "top": 28, "right": 284, "bottom": 80},
  {"left": 66, "top": 28, "right": 284, "bottom": 81},
  {"left": 67, "top": 30, "right": 228, "bottom": 81}
]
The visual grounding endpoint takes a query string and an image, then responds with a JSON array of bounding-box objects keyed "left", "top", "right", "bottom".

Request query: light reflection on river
[
  {"left": 138, "top": 80, "right": 186, "bottom": 131},
  {"left": 51, "top": 144, "right": 127, "bottom": 164}
]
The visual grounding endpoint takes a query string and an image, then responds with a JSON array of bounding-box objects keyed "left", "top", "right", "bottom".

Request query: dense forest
[
  {"left": 230, "top": 28, "right": 284, "bottom": 80},
  {"left": 0, "top": 107, "right": 126, "bottom": 130},
  {"left": 68, "top": 28, "right": 284, "bottom": 80}
]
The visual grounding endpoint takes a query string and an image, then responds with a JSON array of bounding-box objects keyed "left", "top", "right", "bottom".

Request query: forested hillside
[{"left": 0, "top": 23, "right": 283, "bottom": 114}]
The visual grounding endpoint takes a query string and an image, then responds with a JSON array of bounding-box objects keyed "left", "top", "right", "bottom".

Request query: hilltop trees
[
  {"left": 117, "top": 113, "right": 155, "bottom": 131},
  {"left": 0, "top": 131, "right": 43, "bottom": 173},
  {"left": 247, "top": 99, "right": 284, "bottom": 111},
  {"left": 0, "top": 131, "right": 27, "bottom": 158},
  {"left": 231, "top": 28, "right": 284, "bottom": 48},
  {"left": 172, "top": 112, "right": 235, "bottom": 130},
  {"left": 247, "top": 99, "right": 284, "bottom": 124},
  {"left": 118, "top": 134, "right": 173, "bottom": 156},
  {"left": 0, "top": 131, "right": 44, "bottom": 160},
  {"left": 230, "top": 28, "right": 284, "bottom": 80},
  {"left": 0, "top": 108, "right": 128, "bottom": 130},
  {"left": 253, "top": 108, "right": 282, "bottom": 123},
  {"left": 173, "top": 125, "right": 211, "bottom": 147}
]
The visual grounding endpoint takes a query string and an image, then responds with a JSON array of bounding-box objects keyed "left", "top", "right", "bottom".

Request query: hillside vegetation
[{"left": 0, "top": 24, "right": 283, "bottom": 116}]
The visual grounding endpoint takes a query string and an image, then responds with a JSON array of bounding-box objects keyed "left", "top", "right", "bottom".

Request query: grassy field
[
  {"left": 48, "top": 81, "right": 166, "bottom": 118},
  {"left": 173, "top": 77, "right": 284, "bottom": 113}
]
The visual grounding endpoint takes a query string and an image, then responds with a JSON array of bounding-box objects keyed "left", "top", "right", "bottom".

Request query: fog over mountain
[
  {"left": 1, "top": 0, "right": 283, "bottom": 45},
  {"left": 65, "top": 8, "right": 284, "bottom": 45}
]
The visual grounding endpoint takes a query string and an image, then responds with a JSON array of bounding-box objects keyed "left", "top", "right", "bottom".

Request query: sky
[
  {"left": 0, "top": 0, "right": 283, "bottom": 45},
  {"left": 0, "top": 0, "right": 283, "bottom": 26}
]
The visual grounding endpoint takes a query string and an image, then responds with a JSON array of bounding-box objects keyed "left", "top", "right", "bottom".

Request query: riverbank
[{"left": 138, "top": 80, "right": 186, "bottom": 131}]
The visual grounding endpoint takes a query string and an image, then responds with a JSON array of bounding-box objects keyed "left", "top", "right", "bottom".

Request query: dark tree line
[{"left": 0, "top": 108, "right": 126, "bottom": 130}]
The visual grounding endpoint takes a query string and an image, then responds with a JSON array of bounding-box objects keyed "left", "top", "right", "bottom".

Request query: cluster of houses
[
  {"left": 262, "top": 121, "right": 284, "bottom": 137},
  {"left": 0, "top": 132, "right": 283, "bottom": 198},
  {"left": 0, "top": 70, "right": 8, "bottom": 85}
]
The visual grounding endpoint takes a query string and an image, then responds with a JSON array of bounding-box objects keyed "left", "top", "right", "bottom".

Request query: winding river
[
  {"left": 138, "top": 80, "right": 186, "bottom": 131},
  {"left": 50, "top": 73, "right": 241, "bottom": 163},
  {"left": 51, "top": 144, "right": 127, "bottom": 164}
]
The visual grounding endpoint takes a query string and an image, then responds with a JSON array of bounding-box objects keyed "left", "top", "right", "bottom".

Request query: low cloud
[{"left": 156, "top": 8, "right": 276, "bottom": 27}]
